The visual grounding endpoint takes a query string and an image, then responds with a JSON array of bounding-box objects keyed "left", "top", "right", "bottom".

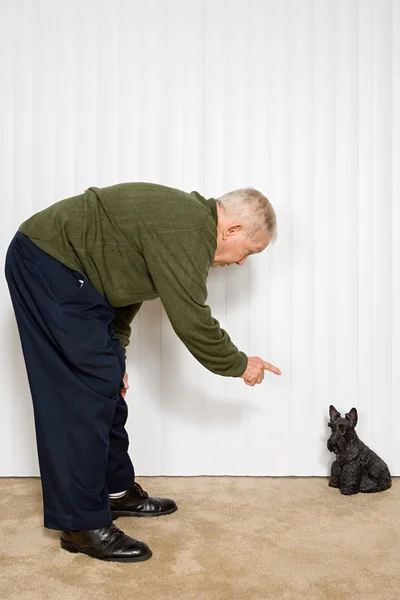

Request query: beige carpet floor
[{"left": 0, "top": 476, "right": 398, "bottom": 600}]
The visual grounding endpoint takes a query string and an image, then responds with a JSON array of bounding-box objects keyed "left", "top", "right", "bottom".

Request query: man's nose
[{"left": 236, "top": 258, "right": 246, "bottom": 265}]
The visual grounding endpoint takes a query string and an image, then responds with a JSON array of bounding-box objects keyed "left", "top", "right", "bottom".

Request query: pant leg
[
  {"left": 4, "top": 232, "right": 127, "bottom": 531},
  {"left": 106, "top": 330, "right": 136, "bottom": 493}
]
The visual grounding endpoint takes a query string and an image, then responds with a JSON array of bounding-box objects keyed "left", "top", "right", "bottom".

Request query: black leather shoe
[
  {"left": 60, "top": 524, "right": 152, "bottom": 562},
  {"left": 110, "top": 481, "right": 178, "bottom": 519}
]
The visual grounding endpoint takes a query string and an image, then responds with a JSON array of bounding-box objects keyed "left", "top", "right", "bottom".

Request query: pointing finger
[{"left": 262, "top": 361, "right": 282, "bottom": 375}]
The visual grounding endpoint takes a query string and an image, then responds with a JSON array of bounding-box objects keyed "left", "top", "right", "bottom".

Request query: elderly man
[{"left": 4, "top": 182, "right": 281, "bottom": 563}]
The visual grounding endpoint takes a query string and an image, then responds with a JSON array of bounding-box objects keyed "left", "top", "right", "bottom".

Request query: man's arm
[
  {"left": 142, "top": 223, "right": 248, "bottom": 377},
  {"left": 113, "top": 303, "right": 142, "bottom": 358}
]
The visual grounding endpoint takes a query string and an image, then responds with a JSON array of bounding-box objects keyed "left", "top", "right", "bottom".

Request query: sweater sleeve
[
  {"left": 113, "top": 303, "right": 142, "bottom": 358},
  {"left": 141, "top": 224, "right": 248, "bottom": 377}
]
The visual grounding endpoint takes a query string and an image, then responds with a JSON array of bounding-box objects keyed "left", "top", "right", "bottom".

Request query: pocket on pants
[{"left": 36, "top": 258, "right": 88, "bottom": 305}]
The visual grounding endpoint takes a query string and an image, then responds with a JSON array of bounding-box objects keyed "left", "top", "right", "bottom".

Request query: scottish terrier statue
[{"left": 327, "top": 405, "right": 391, "bottom": 495}]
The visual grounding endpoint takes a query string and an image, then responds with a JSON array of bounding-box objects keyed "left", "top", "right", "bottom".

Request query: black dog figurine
[{"left": 327, "top": 405, "right": 392, "bottom": 495}]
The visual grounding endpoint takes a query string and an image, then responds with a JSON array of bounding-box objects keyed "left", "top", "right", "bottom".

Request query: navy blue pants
[{"left": 4, "top": 232, "right": 135, "bottom": 531}]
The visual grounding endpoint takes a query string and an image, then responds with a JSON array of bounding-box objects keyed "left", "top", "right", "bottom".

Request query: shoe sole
[
  {"left": 60, "top": 538, "right": 152, "bottom": 562},
  {"left": 111, "top": 506, "right": 178, "bottom": 519}
]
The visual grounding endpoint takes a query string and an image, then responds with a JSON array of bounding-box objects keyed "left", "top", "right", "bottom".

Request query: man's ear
[{"left": 223, "top": 224, "right": 242, "bottom": 239}]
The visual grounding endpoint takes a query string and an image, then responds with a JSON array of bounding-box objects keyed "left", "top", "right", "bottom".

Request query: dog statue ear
[
  {"left": 345, "top": 408, "right": 358, "bottom": 426},
  {"left": 329, "top": 405, "right": 341, "bottom": 422}
]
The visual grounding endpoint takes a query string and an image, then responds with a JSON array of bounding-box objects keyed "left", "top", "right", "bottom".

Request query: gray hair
[{"left": 216, "top": 188, "right": 277, "bottom": 240}]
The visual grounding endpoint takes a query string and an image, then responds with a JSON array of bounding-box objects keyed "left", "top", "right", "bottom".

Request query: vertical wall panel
[
  {"left": 333, "top": 0, "right": 359, "bottom": 413},
  {"left": 75, "top": 0, "right": 99, "bottom": 190},
  {"left": 263, "top": 0, "right": 294, "bottom": 474},
  {"left": 313, "top": 0, "right": 337, "bottom": 474},
  {"left": 54, "top": 2, "right": 78, "bottom": 198},
  {"left": 97, "top": 0, "right": 120, "bottom": 184},
  {"left": 1, "top": 0, "right": 399, "bottom": 476},
  {"left": 392, "top": 0, "right": 400, "bottom": 475},
  {"left": 0, "top": 0, "right": 14, "bottom": 474},
  {"left": 358, "top": 0, "right": 375, "bottom": 448},
  {"left": 288, "top": 0, "right": 315, "bottom": 475},
  {"left": 371, "top": 1, "right": 393, "bottom": 462}
]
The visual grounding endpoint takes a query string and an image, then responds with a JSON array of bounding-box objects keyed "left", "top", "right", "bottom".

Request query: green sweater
[{"left": 18, "top": 182, "right": 248, "bottom": 377}]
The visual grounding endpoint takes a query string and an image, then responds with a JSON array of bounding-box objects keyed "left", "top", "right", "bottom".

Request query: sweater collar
[
  {"left": 190, "top": 191, "right": 218, "bottom": 226},
  {"left": 208, "top": 197, "right": 218, "bottom": 226}
]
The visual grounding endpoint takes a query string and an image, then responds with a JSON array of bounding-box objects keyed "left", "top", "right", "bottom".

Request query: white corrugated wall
[{"left": 0, "top": 0, "right": 399, "bottom": 476}]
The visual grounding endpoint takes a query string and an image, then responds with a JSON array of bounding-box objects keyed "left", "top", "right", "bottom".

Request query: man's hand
[
  {"left": 240, "top": 357, "right": 281, "bottom": 386},
  {"left": 121, "top": 371, "right": 129, "bottom": 399}
]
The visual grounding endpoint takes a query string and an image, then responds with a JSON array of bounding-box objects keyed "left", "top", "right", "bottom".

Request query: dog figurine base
[{"left": 327, "top": 405, "right": 391, "bottom": 495}]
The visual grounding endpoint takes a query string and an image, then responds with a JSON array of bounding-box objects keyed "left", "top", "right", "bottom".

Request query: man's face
[{"left": 211, "top": 227, "right": 270, "bottom": 267}]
